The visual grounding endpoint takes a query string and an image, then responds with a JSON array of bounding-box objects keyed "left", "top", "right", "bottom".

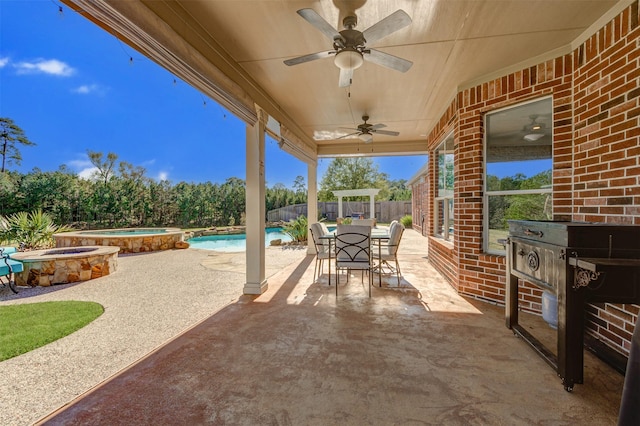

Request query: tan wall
[{"left": 414, "top": 3, "right": 640, "bottom": 357}]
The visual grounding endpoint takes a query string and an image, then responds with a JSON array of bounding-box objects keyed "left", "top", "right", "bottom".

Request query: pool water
[
  {"left": 79, "top": 229, "right": 169, "bottom": 236},
  {"left": 188, "top": 227, "right": 292, "bottom": 252}
]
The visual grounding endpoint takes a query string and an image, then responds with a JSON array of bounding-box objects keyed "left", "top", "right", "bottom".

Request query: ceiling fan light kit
[
  {"left": 523, "top": 133, "right": 545, "bottom": 142},
  {"left": 334, "top": 49, "right": 363, "bottom": 70},
  {"left": 358, "top": 133, "right": 373, "bottom": 143},
  {"left": 522, "top": 114, "right": 547, "bottom": 142}
]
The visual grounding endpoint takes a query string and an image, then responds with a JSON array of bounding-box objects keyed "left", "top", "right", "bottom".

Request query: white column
[
  {"left": 369, "top": 196, "right": 375, "bottom": 220},
  {"left": 338, "top": 196, "right": 343, "bottom": 219},
  {"left": 307, "top": 162, "right": 318, "bottom": 255},
  {"left": 244, "top": 110, "right": 267, "bottom": 295}
]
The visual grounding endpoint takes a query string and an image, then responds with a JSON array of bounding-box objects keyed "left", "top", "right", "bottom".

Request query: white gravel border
[{"left": 0, "top": 246, "right": 308, "bottom": 426}]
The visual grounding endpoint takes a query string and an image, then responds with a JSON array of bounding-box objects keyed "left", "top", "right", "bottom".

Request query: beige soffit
[
  {"left": 317, "top": 139, "right": 428, "bottom": 157},
  {"left": 63, "top": 0, "right": 258, "bottom": 125},
  {"left": 332, "top": 188, "right": 381, "bottom": 197},
  {"left": 280, "top": 126, "right": 317, "bottom": 165},
  {"left": 407, "top": 163, "right": 430, "bottom": 186}
]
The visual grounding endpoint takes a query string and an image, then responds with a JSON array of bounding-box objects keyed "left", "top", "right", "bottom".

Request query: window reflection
[{"left": 484, "top": 97, "right": 553, "bottom": 253}]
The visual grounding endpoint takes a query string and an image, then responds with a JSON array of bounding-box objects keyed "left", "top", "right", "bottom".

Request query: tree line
[
  {"left": 0, "top": 162, "right": 307, "bottom": 229},
  {"left": 487, "top": 170, "right": 553, "bottom": 230},
  {"left": 0, "top": 118, "right": 412, "bottom": 229}
]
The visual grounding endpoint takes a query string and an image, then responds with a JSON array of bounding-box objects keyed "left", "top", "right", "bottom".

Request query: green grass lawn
[{"left": 0, "top": 301, "right": 104, "bottom": 361}]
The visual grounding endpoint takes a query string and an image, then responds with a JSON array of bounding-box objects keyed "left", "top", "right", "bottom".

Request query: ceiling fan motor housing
[{"left": 342, "top": 15, "right": 358, "bottom": 29}]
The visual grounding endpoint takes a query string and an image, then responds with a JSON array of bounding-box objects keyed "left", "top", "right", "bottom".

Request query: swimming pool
[
  {"left": 188, "top": 227, "right": 292, "bottom": 252},
  {"left": 54, "top": 228, "right": 183, "bottom": 254}
]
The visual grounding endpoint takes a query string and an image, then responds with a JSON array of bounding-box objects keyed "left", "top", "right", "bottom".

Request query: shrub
[
  {"left": 282, "top": 215, "right": 308, "bottom": 243},
  {"left": 400, "top": 215, "right": 413, "bottom": 228},
  {"left": 0, "top": 209, "right": 74, "bottom": 250}
]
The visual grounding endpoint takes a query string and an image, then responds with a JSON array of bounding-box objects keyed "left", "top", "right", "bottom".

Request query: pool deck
[{"left": 0, "top": 229, "right": 626, "bottom": 425}]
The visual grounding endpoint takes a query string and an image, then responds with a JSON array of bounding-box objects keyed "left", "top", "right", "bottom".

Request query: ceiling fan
[
  {"left": 338, "top": 115, "right": 400, "bottom": 143},
  {"left": 284, "top": 8, "right": 413, "bottom": 87},
  {"left": 522, "top": 115, "right": 547, "bottom": 142}
]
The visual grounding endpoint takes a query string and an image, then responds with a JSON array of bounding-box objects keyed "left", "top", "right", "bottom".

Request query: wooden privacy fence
[{"left": 267, "top": 201, "right": 411, "bottom": 223}]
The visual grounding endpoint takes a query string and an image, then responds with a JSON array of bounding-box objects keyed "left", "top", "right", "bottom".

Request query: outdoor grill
[{"left": 505, "top": 220, "right": 640, "bottom": 391}]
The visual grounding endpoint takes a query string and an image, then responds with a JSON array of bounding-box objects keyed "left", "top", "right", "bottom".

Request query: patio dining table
[{"left": 319, "top": 228, "right": 390, "bottom": 289}]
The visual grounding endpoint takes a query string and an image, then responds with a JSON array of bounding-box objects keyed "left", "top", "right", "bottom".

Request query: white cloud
[
  {"left": 141, "top": 159, "right": 156, "bottom": 167},
  {"left": 67, "top": 159, "right": 93, "bottom": 169},
  {"left": 67, "top": 156, "right": 98, "bottom": 180},
  {"left": 14, "top": 58, "right": 75, "bottom": 76},
  {"left": 0, "top": 57, "right": 9, "bottom": 68},
  {"left": 157, "top": 171, "right": 169, "bottom": 181},
  {"left": 78, "top": 167, "right": 99, "bottom": 180},
  {"left": 71, "top": 84, "right": 107, "bottom": 96}
]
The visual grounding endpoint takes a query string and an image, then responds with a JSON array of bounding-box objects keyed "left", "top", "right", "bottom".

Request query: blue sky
[{"left": 0, "top": 1, "right": 428, "bottom": 187}]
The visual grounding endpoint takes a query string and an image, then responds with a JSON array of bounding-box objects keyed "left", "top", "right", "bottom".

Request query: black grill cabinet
[{"left": 505, "top": 220, "right": 640, "bottom": 391}]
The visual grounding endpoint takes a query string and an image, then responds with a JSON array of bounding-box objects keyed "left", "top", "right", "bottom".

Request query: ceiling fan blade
[
  {"left": 337, "top": 131, "right": 360, "bottom": 140},
  {"left": 362, "top": 10, "right": 412, "bottom": 45},
  {"left": 338, "top": 68, "right": 354, "bottom": 87},
  {"left": 365, "top": 48, "right": 413, "bottom": 72},
  {"left": 372, "top": 129, "right": 400, "bottom": 136},
  {"left": 284, "top": 50, "right": 335, "bottom": 66},
  {"left": 371, "top": 123, "right": 387, "bottom": 130},
  {"left": 297, "top": 9, "right": 342, "bottom": 42}
]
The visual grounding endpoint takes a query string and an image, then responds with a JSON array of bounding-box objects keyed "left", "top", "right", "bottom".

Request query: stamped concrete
[{"left": 37, "top": 229, "right": 625, "bottom": 425}]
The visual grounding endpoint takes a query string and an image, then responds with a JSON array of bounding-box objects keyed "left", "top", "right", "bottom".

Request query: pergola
[
  {"left": 332, "top": 189, "right": 380, "bottom": 220},
  {"left": 59, "top": 0, "right": 626, "bottom": 296}
]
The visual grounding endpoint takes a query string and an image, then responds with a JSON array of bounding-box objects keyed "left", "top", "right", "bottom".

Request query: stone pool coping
[
  {"left": 11, "top": 245, "right": 120, "bottom": 287},
  {"left": 54, "top": 228, "right": 184, "bottom": 254},
  {"left": 11, "top": 245, "right": 120, "bottom": 262}
]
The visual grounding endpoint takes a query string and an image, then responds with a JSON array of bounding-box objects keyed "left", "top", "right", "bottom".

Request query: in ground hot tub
[
  {"left": 11, "top": 245, "right": 119, "bottom": 287},
  {"left": 54, "top": 228, "right": 183, "bottom": 254}
]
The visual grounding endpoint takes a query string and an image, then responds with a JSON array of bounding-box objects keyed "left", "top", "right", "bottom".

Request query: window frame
[
  {"left": 434, "top": 132, "right": 455, "bottom": 242},
  {"left": 483, "top": 97, "right": 553, "bottom": 255}
]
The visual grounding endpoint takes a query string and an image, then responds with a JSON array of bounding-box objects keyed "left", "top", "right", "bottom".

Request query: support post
[
  {"left": 307, "top": 162, "right": 318, "bottom": 255},
  {"left": 244, "top": 108, "right": 267, "bottom": 295},
  {"left": 369, "top": 196, "right": 375, "bottom": 220}
]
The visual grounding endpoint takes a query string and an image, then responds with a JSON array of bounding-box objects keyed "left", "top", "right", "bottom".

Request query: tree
[
  {"left": 293, "top": 175, "right": 306, "bottom": 199},
  {"left": 0, "top": 118, "right": 36, "bottom": 173},
  {"left": 87, "top": 150, "right": 118, "bottom": 185},
  {"left": 318, "top": 158, "right": 389, "bottom": 201}
]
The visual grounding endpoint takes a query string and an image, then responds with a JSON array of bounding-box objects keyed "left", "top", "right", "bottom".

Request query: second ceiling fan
[
  {"left": 284, "top": 8, "right": 413, "bottom": 87},
  {"left": 338, "top": 115, "right": 400, "bottom": 143}
]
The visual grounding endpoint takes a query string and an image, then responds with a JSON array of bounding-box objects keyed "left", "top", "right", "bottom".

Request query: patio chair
[
  {"left": 372, "top": 222, "right": 405, "bottom": 287},
  {"left": 334, "top": 224, "right": 372, "bottom": 297},
  {"left": 373, "top": 220, "right": 398, "bottom": 247},
  {"left": 1, "top": 247, "right": 22, "bottom": 294},
  {"left": 319, "top": 221, "right": 330, "bottom": 236},
  {"left": 309, "top": 223, "right": 331, "bottom": 283},
  {"left": 352, "top": 218, "right": 375, "bottom": 227}
]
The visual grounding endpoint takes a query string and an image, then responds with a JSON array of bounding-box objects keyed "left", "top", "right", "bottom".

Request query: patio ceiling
[{"left": 64, "top": 0, "right": 624, "bottom": 160}]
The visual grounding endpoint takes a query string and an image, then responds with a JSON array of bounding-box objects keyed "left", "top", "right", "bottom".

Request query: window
[
  {"left": 434, "top": 134, "right": 454, "bottom": 241},
  {"left": 484, "top": 97, "right": 553, "bottom": 254}
]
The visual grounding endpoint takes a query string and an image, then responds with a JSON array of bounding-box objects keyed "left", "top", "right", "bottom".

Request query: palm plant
[
  {"left": 282, "top": 215, "right": 308, "bottom": 243},
  {"left": 400, "top": 215, "right": 413, "bottom": 228},
  {"left": 0, "top": 209, "right": 74, "bottom": 250}
]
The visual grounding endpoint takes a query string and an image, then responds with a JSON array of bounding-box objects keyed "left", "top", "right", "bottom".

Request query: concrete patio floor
[{"left": 39, "top": 229, "right": 624, "bottom": 425}]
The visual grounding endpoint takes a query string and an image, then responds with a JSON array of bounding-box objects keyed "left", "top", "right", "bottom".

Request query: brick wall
[
  {"left": 572, "top": 2, "right": 640, "bottom": 354},
  {"left": 410, "top": 175, "right": 429, "bottom": 236},
  {"left": 423, "top": 56, "right": 573, "bottom": 304},
  {"left": 416, "top": 0, "right": 640, "bottom": 357}
]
